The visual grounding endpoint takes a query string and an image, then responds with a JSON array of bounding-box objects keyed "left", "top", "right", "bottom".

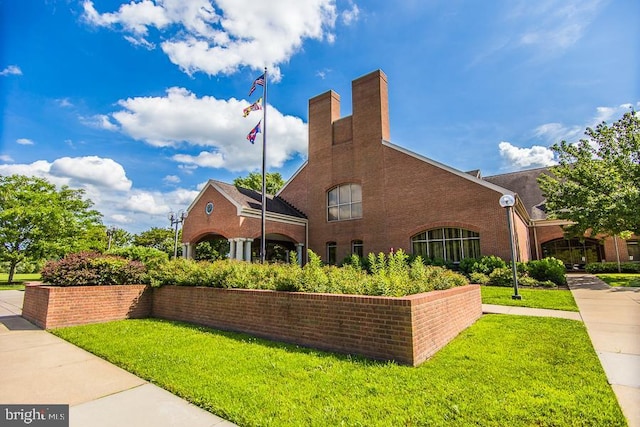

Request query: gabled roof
[
  {"left": 484, "top": 167, "right": 551, "bottom": 220},
  {"left": 188, "top": 179, "right": 306, "bottom": 220}
]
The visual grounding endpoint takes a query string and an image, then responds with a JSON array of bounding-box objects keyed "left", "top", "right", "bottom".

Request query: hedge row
[
  {"left": 41, "top": 252, "right": 146, "bottom": 286},
  {"left": 148, "top": 250, "right": 469, "bottom": 297},
  {"left": 459, "top": 256, "right": 566, "bottom": 287},
  {"left": 584, "top": 262, "right": 640, "bottom": 274}
]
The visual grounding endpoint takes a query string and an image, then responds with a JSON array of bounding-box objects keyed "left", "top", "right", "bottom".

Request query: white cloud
[
  {"left": 58, "top": 98, "right": 73, "bottom": 108},
  {"left": 0, "top": 65, "right": 22, "bottom": 76},
  {"left": 108, "top": 87, "right": 307, "bottom": 171},
  {"left": 0, "top": 157, "right": 198, "bottom": 234},
  {"left": 498, "top": 141, "right": 556, "bottom": 169},
  {"left": 80, "top": 114, "right": 119, "bottom": 131},
  {"left": 49, "top": 156, "right": 133, "bottom": 192},
  {"left": 533, "top": 122, "right": 582, "bottom": 144},
  {"left": 0, "top": 155, "right": 14, "bottom": 162},
  {"left": 16, "top": 138, "right": 35, "bottom": 145},
  {"left": 341, "top": 3, "right": 360, "bottom": 25},
  {"left": 163, "top": 174, "right": 181, "bottom": 184},
  {"left": 513, "top": 0, "right": 603, "bottom": 50},
  {"left": 82, "top": 0, "right": 339, "bottom": 78}
]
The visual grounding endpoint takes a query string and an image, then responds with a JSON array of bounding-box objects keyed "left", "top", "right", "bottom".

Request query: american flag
[
  {"left": 246, "top": 120, "right": 262, "bottom": 144},
  {"left": 248, "top": 73, "right": 265, "bottom": 96}
]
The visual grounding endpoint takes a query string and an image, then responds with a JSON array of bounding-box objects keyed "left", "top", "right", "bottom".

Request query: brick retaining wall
[
  {"left": 22, "top": 283, "right": 481, "bottom": 365},
  {"left": 22, "top": 284, "right": 151, "bottom": 329},
  {"left": 152, "top": 285, "right": 481, "bottom": 366}
]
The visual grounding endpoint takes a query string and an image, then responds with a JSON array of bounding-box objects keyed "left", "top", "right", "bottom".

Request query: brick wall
[
  {"left": 152, "top": 284, "right": 481, "bottom": 366},
  {"left": 22, "top": 285, "right": 151, "bottom": 329}
]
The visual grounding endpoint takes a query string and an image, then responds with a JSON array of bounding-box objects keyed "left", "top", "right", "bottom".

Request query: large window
[
  {"left": 541, "top": 238, "right": 603, "bottom": 268},
  {"left": 412, "top": 228, "right": 480, "bottom": 263},
  {"left": 328, "top": 184, "right": 362, "bottom": 221}
]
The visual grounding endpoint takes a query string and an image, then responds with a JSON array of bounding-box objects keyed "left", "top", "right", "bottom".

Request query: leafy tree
[
  {"left": 194, "top": 240, "right": 229, "bottom": 261},
  {"left": 538, "top": 110, "right": 640, "bottom": 238},
  {"left": 133, "top": 227, "right": 180, "bottom": 258},
  {"left": 233, "top": 172, "right": 285, "bottom": 195},
  {"left": 0, "top": 174, "right": 103, "bottom": 283}
]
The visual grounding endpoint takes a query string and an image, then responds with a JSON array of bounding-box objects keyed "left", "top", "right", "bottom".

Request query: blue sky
[{"left": 1, "top": 0, "right": 638, "bottom": 233}]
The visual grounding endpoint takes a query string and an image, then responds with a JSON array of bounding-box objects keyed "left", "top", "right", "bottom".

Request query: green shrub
[
  {"left": 458, "top": 258, "right": 478, "bottom": 275},
  {"left": 108, "top": 246, "right": 169, "bottom": 270},
  {"left": 471, "top": 255, "right": 507, "bottom": 275},
  {"left": 585, "top": 262, "right": 640, "bottom": 274},
  {"left": 469, "top": 272, "right": 490, "bottom": 285},
  {"left": 527, "top": 257, "right": 567, "bottom": 286},
  {"left": 488, "top": 267, "right": 515, "bottom": 287},
  {"left": 41, "top": 252, "right": 145, "bottom": 286}
]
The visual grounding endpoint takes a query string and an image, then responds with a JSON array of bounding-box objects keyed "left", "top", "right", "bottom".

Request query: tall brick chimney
[{"left": 352, "top": 69, "right": 390, "bottom": 143}]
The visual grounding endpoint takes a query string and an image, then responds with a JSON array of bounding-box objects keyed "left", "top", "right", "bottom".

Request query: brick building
[{"left": 182, "top": 70, "right": 638, "bottom": 267}]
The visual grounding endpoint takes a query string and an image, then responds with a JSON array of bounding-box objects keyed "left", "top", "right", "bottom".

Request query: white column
[
  {"left": 181, "top": 243, "right": 189, "bottom": 259},
  {"left": 228, "top": 239, "right": 236, "bottom": 260},
  {"left": 235, "top": 238, "right": 244, "bottom": 260},
  {"left": 244, "top": 239, "right": 254, "bottom": 262},
  {"left": 296, "top": 243, "right": 305, "bottom": 266}
]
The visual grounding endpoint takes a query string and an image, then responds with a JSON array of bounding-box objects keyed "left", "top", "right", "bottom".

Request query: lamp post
[
  {"left": 499, "top": 194, "right": 522, "bottom": 300},
  {"left": 168, "top": 210, "right": 188, "bottom": 260}
]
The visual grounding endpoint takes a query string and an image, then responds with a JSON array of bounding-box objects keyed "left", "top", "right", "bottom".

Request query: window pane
[
  {"left": 328, "top": 206, "right": 339, "bottom": 221},
  {"left": 462, "top": 229, "right": 479, "bottom": 238},
  {"left": 352, "top": 240, "right": 363, "bottom": 257},
  {"left": 445, "top": 228, "right": 461, "bottom": 239},
  {"left": 413, "top": 241, "right": 427, "bottom": 258},
  {"left": 339, "top": 185, "right": 351, "bottom": 204},
  {"left": 351, "top": 184, "right": 362, "bottom": 202},
  {"left": 462, "top": 239, "right": 481, "bottom": 259},
  {"left": 446, "top": 239, "right": 462, "bottom": 262},
  {"left": 429, "top": 241, "right": 444, "bottom": 259},
  {"left": 351, "top": 202, "right": 362, "bottom": 218},
  {"left": 628, "top": 241, "right": 640, "bottom": 261},
  {"left": 328, "top": 188, "right": 338, "bottom": 206},
  {"left": 339, "top": 204, "right": 351, "bottom": 220},
  {"left": 327, "top": 243, "right": 337, "bottom": 265},
  {"left": 428, "top": 229, "right": 444, "bottom": 240},
  {"left": 412, "top": 232, "right": 426, "bottom": 242}
]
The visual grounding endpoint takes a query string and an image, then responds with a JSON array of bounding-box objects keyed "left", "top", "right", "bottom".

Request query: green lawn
[
  {"left": 52, "top": 317, "right": 624, "bottom": 426},
  {"left": 0, "top": 273, "right": 41, "bottom": 290},
  {"left": 480, "top": 286, "right": 579, "bottom": 311},
  {"left": 596, "top": 273, "right": 640, "bottom": 287}
]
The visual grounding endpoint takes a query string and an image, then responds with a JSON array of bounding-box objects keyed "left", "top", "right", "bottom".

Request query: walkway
[
  {"left": 0, "top": 290, "right": 237, "bottom": 427},
  {"left": 567, "top": 274, "right": 640, "bottom": 427}
]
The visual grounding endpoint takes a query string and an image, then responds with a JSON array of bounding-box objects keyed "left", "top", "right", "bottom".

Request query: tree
[
  {"left": 133, "top": 227, "right": 179, "bottom": 258},
  {"left": 233, "top": 172, "right": 285, "bottom": 195},
  {"left": 105, "top": 227, "right": 133, "bottom": 250},
  {"left": 0, "top": 174, "right": 103, "bottom": 283},
  {"left": 538, "top": 110, "right": 640, "bottom": 239}
]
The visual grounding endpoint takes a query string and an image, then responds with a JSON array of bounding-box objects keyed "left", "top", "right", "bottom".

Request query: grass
[
  {"left": 596, "top": 273, "right": 640, "bottom": 287},
  {"left": 52, "top": 316, "right": 624, "bottom": 426},
  {"left": 480, "top": 285, "right": 579, "bottom": 311},
  {"left": 0, "top": 273, "right": 41, "bottom": 290}
]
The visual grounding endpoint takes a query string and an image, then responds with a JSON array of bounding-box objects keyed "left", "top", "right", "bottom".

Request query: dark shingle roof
[
  {"left": 213, "top": 180, "right": 306, "bottom": 219},
  {"left": 483, "top": 167, "right": 551, "bottom": 220}
]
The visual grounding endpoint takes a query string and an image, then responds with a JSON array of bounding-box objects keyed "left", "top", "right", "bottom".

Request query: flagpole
[{"left": 260, "top": 67, "right": 268, "bottom": 263}]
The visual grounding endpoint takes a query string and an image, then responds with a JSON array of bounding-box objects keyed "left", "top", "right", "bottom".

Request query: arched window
[
  {"left": 412, "top": 228, "right": 480, "bottom": 263},
  {"left": 327, "top": 184, "right": 362, "bottom": 221}
]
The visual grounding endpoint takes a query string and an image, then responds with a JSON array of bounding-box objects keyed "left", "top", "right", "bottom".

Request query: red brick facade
[
  {"left": 22, "top": 284, "right": 151, "bottom": 329},
  {"left": 278, "top": 70, "right": 528, "bottom": 262},
  {"left": 152, "top": 285, "right": 481, "bottom": 366},
  {"left": 181, "top": 69, "right": 637, "bottom": 266}
]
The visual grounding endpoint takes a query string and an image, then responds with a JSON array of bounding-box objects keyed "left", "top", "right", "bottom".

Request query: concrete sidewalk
[
  {"left": 566, "top": 274, "right": 640, "bottom": 427},
  {"left": 0, "top": 290, "right": 237, "bottom": 427}
]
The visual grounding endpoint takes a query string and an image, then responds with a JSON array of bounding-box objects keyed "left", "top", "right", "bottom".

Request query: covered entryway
[{"left": 541, "top": 238, "right": 604, "bottom": 270}]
